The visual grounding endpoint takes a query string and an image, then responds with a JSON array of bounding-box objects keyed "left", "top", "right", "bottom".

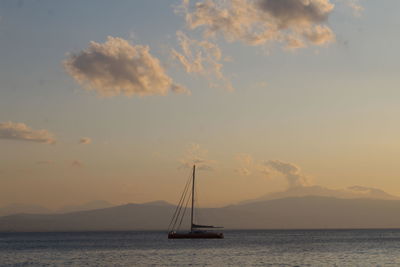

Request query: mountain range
[
  {"left": 2, "top": 184, "right": 396, "bottom": 217},
  {"left": 2, "top": 196, "right": 400, "bottom": 231},
  {"left": 1, "top": 185, "right": 400, "bottom": 231},
  {"left": 0, "top": 200, "right": 114, "bottom": 217}
]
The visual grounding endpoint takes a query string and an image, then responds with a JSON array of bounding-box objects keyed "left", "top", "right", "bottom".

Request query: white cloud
[
  {"left": 64, "top": 36, "right": 189, "bottom": 97},
  {"left": 172, "top": 31, "right": 233, "bottom": 91},
  {"left": 180, "top": 0, "right": 336, "bottom": 49},
  {"left": 79, "top": 137, "right": 92, "bottom": 145},
  {"left": 179, "top": 143, "right": 216, "bottom": 171},
  {"left": 0, "top": 121, "right": 56, "bottom": 144},
  {"left": 235, "top": 155, "right": 310, "bottom": 188},
  {"left": 264, "top": 160, "right": 310, "bottom": 188}
]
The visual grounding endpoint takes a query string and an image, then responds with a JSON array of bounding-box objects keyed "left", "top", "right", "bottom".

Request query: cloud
[
  {"left": 235, "top": 153, "right": 271, "bottom": 177},
  {"left": 172, "top": 31, "right": 233, "bottom": 91},
  {"left": 338, "top": 0, "right": 363, "bottom": 17},
  {"left": 264, "top": 160, "right": 310, "bottom": 188},
  {"left": 79, "top": 137, "right": 92, "bottom": 145},
  {"left": 235, "top": 154, "right": 254, "bottom": 176},
  {"left": 64, "top": 36, "right": 189, "bottom": 97},
  {"left": 179, "top": 143, "right": 216, "bottom": 171},
  {"left": 179, "top": 0, "right": 335, "bottom": 49},
  {"left": 346, "top": 186, "right": 388, "bottom": 197},
  {"left": 71, "top": 160, "right": 84, "bottom": 168},
  {"left": 171, "top": 83, "right": 191, "bottom": 95},
  {"left": 347, "top": 1, "right": 363, "bottom": 16},
  {"left": 235, "top": 154, "right": 310, "bottom": 187},
  {"left": 0, "top": 121, "right": 56, "bottom": 144},
  {"left": 257, "top": 0, "right": 333, "bottom": 27},
  {"left": 347, "top": 185, "right": 375, "bottom": 193}
]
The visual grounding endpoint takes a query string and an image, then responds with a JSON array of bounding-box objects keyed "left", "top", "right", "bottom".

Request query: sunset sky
[{"left": 1, "top": 0, "right": 400, "bottom": 209}]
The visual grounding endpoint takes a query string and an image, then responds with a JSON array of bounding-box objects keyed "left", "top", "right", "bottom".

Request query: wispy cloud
[
  {"left": 0, "top": 121, "right": 56, "bottom": 144},
  {"left": 235, "top": 153, "right": 254, "bottom": 176},
  {"left": 172, "top": 31, "right": 233, "bottom": 91},
  {"left": 179, "top": 143, "right": 216, "bottom": 171},
  {"left": 264, "top": 160, "right": 310, "bottom": 188},
  {"left": 235, "top": 153, "right": 270, "bottom": 177},
  {"left": 179, "top": 0, "right": 336, "bottom": 49},
  {"left": 64, "top": 36, "right": 188, "bottom": 97},
  {"left": 79, "top": 137, "right": 92, "bottom": 145},
  {"left": 235, "top": 154, "right": 310, "bottom": 188},
  {"left": 337, "top": 0, "right": 363, "bottom": 17}
]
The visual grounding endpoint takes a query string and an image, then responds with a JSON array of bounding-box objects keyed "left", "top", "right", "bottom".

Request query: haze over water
[{"left": 1, "top": 230, "right": 400, "bottom": 266}]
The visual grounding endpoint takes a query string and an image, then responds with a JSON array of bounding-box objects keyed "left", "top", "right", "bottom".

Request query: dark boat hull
[{"left": 168, "top": 231, "right": 224, "bottom": 239}]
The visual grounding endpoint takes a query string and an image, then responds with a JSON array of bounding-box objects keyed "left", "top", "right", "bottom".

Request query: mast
[{"left": 190, "top": 164, "right": 196, "bottom": 232}]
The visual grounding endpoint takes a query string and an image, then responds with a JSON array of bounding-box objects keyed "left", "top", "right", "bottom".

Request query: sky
[{"left": 1, "top": 0, "right": 400, "bottom": 209}]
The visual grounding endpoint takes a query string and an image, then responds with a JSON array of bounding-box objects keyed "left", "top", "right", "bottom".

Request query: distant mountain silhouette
[
  {"left": 2, "top": 197, "right": 400, "bottom": 231},
  {"left": 0, "top": 204, "right": 52, "bottom": 217},
  {"left": 57, "top": 200, "right": 114, "bottom": 213},
  {"left": 240, "top": 185, "right": 399, "bottom": 204},
  {"left": 139, "top": 200, "right": 172, "bottom": 206},
  {"left": 223, "top": 196, "right": 400, "bottom": 229},
  {"left": 0, "top": 200, "right": 115, "bottom": 217}
]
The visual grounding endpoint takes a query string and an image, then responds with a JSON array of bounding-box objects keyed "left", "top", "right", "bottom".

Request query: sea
[{"left": 1, "top": 230, "right": 400, "bottom": 266}]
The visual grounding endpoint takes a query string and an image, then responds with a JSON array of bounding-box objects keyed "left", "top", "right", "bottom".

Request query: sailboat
[{"left": 168, "top": 165, "right": 224, "bottom": 239}]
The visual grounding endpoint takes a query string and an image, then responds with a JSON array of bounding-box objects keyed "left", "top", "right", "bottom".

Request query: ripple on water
[{"left": 1, "top": 230, "right": 400, "bottom": 266}]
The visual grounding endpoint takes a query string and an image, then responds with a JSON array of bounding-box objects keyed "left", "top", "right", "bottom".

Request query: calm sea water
[{"left": 1, "top": 230, "right": 400, "bottom": 266}]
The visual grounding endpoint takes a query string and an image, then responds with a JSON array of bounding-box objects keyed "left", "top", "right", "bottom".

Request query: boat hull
[{"left": 168, "top": 231, "right": 224, "bottom": 239}]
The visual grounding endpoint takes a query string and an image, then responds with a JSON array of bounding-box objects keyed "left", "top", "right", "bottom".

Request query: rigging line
[
  {"left": 171, "top": 172, "right": 192, "bottom": 230},
  {"left": 168, "top": 170, "right": 192, "bottom": 231},
  {"left": 169, "top": 172, "right": 191, "bottom": 231},
  {"left": 177, "top": 187, "right": 192, "bottom": 231},
  {"left": 172, "top": 180, "right": 190, "bottom": 231},
  {"left": 168, "top": 181, "right": 187, "bottom": 231}
]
